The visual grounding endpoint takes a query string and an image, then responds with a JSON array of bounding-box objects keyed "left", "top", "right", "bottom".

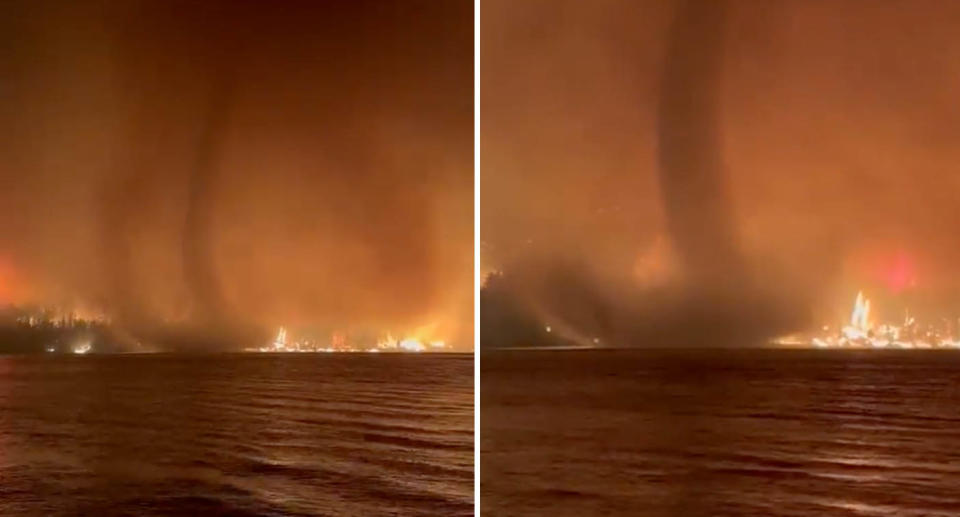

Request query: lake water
[
  {"left": 481, "top": 348, "right": 960, "bottom": 516},
  {"left": 0, "top": 353, "right": 473, "bottom": 516}
]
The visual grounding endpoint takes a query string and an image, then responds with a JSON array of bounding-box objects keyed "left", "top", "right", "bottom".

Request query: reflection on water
[
  {"left": 481, "top": 349, "right": 960, "bottom": 516},
  {"left": 0, "top": 354, "right": 473, "bottom": 516}
]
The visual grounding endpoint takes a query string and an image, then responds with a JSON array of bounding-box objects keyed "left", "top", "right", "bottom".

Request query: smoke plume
[
  {"left": 481, "top": 0, "right": 822, "bottom": 348},
  {"left": 0, "top": 0, "right": 474, "bottom": 350}
]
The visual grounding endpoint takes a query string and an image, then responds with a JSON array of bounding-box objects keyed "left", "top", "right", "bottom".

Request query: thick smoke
[
  {"left": 481, "top": 0, "right": 809, "bottom": 348},
  {"left": 483, "top": 0, "right": 960, "bottom": 348},
  {"left": 0, "top": 1, "right": 474, "bottom": 350}
]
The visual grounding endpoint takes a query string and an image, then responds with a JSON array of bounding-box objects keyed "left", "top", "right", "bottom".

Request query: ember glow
[
  {"left": 776, "top": 290, "right": 960, "bottom": 350},
  {"left": 71, "top": 340, "right": 92, "bottom": 355},
  {"left": 242, "top": 326, "right": 451, "bottom": 354}
]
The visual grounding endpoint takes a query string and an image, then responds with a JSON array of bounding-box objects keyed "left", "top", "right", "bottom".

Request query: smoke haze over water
[
  {"left": 0, "top": 1, "right": 474, "bottom": 349},
  {"left": 482, "top": 0, "right": 960, "bottom": 347}
]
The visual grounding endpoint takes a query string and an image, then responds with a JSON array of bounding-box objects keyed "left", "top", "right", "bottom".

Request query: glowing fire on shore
[
  {"left": 779, "top": 290, "right": 960, "bottom": 349},
  {"left": 244, "top": 326, "right": 451, "bottom": 353}
]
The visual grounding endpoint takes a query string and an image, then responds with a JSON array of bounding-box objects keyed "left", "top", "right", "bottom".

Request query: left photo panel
[{"left": 0, "top": 1, "right": 474, "bottom": 515}]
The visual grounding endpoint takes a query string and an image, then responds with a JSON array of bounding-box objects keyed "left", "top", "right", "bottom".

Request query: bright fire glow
[
  {"left": 242, "top": 326, "right": 449, "bottom": 353},
  {"left": 72, "top": 340, "right": 92, "bottom": 354},
  {"left": 781, "top": 290, "right": 960, "bottom": 350},
  {"left": 849, "top": 291, "right": 871, "bottom": 331},
  {"left": 399, "top": 338, "right": 426, "bottom": 352}
]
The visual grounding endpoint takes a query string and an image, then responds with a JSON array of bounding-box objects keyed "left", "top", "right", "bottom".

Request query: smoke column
[
  {"left": 182, "top": 71, "right": 234, "bottom": 327},
  {"left": 650, "top": 0, "right": 805, "bottom": 344},
  {"left": 98, "top": 10, "right": 256, "bottom": 349},
  {"left": 481, "top": 0, "right": 807, "bottom": 348},
  {"left": 657, "top": 0, "right": 742, "bottom": 286}
]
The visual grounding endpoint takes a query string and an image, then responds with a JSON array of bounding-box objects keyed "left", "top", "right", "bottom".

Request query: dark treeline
[{"left": 0, "top": 306, "right": 114, "bottom": 354}]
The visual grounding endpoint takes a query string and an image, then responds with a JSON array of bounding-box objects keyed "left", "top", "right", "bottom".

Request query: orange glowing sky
[
  {"left": 482, "top": 0, "right": 960, "bottom": 329},
  {"left": 0, "top": 1, "right": 473, "bottom": 349}
]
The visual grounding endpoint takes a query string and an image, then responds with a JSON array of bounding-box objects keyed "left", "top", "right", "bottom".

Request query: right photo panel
[{"left": 481, "top": 0, "right": 960, "bottom": 515}]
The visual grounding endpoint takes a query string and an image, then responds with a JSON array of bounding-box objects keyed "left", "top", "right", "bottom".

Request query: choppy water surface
[
  {"left": 481, "top": 349, "right": 960, "bottom": 516},
  {"left": 0, "top": 354, "right": 472, "bottom": 516}
]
